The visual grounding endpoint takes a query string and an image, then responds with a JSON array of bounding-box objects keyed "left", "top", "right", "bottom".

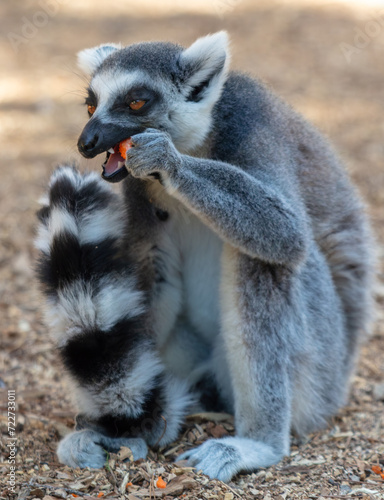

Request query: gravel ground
[{"left": 1, "top": 1, "right": 384, "bottom": 499}]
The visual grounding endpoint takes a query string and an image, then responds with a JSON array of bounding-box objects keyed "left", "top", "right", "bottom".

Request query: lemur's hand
[{"left": 126, "top": 128, "right": 182, "bottom": 179}]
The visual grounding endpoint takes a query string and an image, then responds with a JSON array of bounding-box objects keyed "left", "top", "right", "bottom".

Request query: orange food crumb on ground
[
  {"left": 371, "top": 465, "right": 382, "bottom": 475},
  {"left": 156, "top": 476, "right": 167, "bottom": 489},
  {"left": 126, "top": 482, "right": 133, "bottom": 488},
  {"left": 97, "top": 492, "right": 105, "bottom": 498},
  {"left": 119, "top": 138, "right": 133, "bottom": 160}
]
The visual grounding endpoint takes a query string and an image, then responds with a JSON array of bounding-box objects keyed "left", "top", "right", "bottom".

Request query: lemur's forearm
[{"left": 163, "top": 156, "right": 308, "bottom": 266}]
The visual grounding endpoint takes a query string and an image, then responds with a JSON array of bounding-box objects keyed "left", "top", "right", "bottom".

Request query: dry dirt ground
[{"left": 1, "top": 0, "right": 384, "bottom": 499}]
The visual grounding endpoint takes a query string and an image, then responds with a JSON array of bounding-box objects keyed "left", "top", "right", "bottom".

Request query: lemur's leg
[
  {"left": 180, "top": 244, "right": 346, "bottom": 482},
  {"left": 35, "top": 166, "right": 192, "bottom": 468},
  {"left": 180, "top": 249, "right": 292, "bottom": 478}
]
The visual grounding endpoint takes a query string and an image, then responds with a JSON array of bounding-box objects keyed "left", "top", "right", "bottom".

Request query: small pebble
[
  {"left": 373, "top": 382, "right": 384, "bottom": 401},
  {"left": 249, "top": 489, "right": 262, "bottom": 495},
  {"left": 265, "top": 471, "right": 273, "bottom": 481},
  {"left": 18, "top": 320, "right": 31, "bottom": 333},
  {"left": 340, "top": 483, "right": 352, "bottom": 494}
]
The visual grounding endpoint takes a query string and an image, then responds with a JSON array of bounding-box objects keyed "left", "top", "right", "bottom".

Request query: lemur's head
[{"left": 76, "top": 32, "right": 229, "bottom": 182}]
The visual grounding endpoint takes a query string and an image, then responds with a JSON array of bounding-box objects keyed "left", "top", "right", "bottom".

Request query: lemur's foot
[
  {"left": 57, "top": 429, "right": 148, "bottom": 469},
  {"left": 179, "top": 437, "right": 283, "bottom": 482}
]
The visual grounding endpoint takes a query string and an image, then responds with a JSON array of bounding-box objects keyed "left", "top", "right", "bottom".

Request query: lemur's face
[
  {"left": 78, "top": 68, "right": 174, "bottom": 181},
  {"left": 77, "top": 33, "right": 229, "bottom": 182}
]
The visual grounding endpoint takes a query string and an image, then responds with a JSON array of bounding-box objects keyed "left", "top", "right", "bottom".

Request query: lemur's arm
[
  {"left": 35, "top": 167, "right": 192, "bottom": 468},
  {"left": 127, "top": 129, "right": 309, "bottom": 267}
]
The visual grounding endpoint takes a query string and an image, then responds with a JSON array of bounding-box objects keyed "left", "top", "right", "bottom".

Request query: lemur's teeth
[
  {"left": 108, "top": 148, "right": 114, "bottom": 154},
  {"left": 117, "top": 161, "right": 125, "bottom": 168}
]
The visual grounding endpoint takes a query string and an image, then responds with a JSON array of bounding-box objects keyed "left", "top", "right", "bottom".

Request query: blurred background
[{"left": 0, "top": 0, "right": 384, "bottom": 494}]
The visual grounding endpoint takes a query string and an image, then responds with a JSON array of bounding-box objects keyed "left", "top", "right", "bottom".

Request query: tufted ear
[
  {"left": 77, "top": 43, "right": 122, "bottom": 75},
  {"left": 178, "top": 31, "right": 230, "bottom": 103}
]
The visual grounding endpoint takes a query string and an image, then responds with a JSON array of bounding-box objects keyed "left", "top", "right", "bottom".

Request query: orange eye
[
  {"left": 129, "top": 99, "right": 146, "bottom": 110},
  {"left": 87, "top": 105, "right": 96, "bottom": 115}
]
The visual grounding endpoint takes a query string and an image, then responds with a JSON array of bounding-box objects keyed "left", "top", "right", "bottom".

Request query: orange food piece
[
  {"left": 97, "top": 493, "right": 104, "bottom": 498},
  {"left": 119, "top": 138, "right": 133, "bottom": 160},
  {"left": 156, "top": 476, "right": 167, "bottom": 489},
  {"left": 371, "top": 465, "right": 382, "bottom": 475},
  {"left": 126, "top": 482, "right": 133, "bottom": 488}
]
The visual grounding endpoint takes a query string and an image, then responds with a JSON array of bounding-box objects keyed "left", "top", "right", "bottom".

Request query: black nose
[
  {"left": 77, "top": 118, "right": 107, "bottom": 158},
  {"left": 78, "top": 131, "right": 101, "bottom": 158},
  {"left": 78, "top": 133, "right": 99, "bottom": 156}
]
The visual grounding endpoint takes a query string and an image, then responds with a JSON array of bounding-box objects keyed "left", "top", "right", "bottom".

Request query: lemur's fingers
[
  {"left": 57, "top": 430, "right": 148, "bottom": 469},
  {"left": 179, "top": 437, "right": 283, "bottom": 482},
  {"left": 98, "top": 435, "right": 148, "bottom": 460},
  {"left": 126, "top": 130, "right": 181, "bottom": 179},
  {"left": 57, "top": 430, "right": 108, "bottom": 469}
]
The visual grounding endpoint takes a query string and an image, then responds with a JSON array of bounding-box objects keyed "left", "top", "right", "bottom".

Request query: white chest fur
[{"left": 147, "top": 181, "right": 223, "bottom": 347}]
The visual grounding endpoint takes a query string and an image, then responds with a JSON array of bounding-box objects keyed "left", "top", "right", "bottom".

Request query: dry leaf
[
  {"left": 29, "top": 489, "right": 45, "bottom": 499},
  {"left": 186, "top": 412, "right": 234, "bottom": 424},
  {"left": 118, "top": 446, "right": 134, "bottom": 462},
  {"left": 160, "top": 474, "right": 197, "bottom": 496}
]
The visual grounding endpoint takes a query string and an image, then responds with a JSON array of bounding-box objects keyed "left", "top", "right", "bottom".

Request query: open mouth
[{"left": 102, "top": 138, "right": 132, "bottom": 183}]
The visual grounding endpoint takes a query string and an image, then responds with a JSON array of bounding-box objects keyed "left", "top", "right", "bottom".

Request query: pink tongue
[{"left": 104, "top": 146, "right": 125, "bottom": 176}]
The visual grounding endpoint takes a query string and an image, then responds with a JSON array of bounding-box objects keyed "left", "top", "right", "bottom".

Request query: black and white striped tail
[{"left": 35, "top": 166, "right": 192, "bottom": 455}]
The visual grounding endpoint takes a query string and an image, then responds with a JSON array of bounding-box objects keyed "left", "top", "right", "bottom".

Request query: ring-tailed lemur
[{"left": 35, "top": 32, "right": 375, "bottom": 481}]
